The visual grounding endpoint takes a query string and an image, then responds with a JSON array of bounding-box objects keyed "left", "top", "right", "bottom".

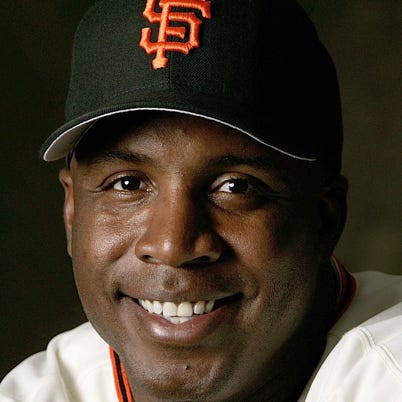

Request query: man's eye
[
  {"left": 112, "top": 176, "right": 145, "bottom": 191},
  {"left": 217, "top": 178, "right": 258, "bottom": 194},
  {"left": 209, "top": 175, "right": 274, "bottom": 210}
]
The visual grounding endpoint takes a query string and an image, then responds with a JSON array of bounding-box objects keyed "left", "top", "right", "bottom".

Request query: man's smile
[
  {"left": 136, "top": 295, "right": 243, "bottom": 324},
  {"left": 138, "top": 299, "right": 216, "bottom": 324},
  {"left": 114, "top": 291, "right": 245, "bottom": 347}
]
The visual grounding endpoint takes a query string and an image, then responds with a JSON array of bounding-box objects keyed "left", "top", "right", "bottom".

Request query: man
[{"left": 1, "top": 0, "right": 401, "bottom": 401}]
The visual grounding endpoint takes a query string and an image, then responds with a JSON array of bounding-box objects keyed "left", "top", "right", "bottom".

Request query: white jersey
[
  {"left": 1, "top": 268, "right": 402, "bottom": 402},
  {"left": 300, "top": 268, "right": 402, "bottom": 401}
]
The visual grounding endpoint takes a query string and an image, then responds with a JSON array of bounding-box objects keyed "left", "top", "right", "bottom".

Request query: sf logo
[{"left": 140, "top": 0, "right": 211, "bottom": 69}]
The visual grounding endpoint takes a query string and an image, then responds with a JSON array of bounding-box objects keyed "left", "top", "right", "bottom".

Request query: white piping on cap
[{"left": 42, "top": 107, "right": 317, "bottom": 162}]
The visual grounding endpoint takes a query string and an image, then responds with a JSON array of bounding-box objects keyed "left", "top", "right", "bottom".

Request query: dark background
[{"left": 1, "top": 1, "right": 401, "bottom": 380}]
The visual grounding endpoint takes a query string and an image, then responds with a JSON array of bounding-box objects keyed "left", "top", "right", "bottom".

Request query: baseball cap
[{"left": 40, "top": 0, "right": 343, "bottom": 172}]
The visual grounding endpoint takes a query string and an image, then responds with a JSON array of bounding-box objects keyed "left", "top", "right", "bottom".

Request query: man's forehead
[{"left": 74, "top": 112, "right": 288, "bottom": 164}]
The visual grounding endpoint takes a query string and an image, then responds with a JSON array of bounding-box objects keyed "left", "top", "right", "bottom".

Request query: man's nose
[{"left": 134, "top": 192, "right": 223, "bottom": 267}]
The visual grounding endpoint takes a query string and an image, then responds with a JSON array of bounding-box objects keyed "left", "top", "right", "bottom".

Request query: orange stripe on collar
[{"left": 109, "top": 348, "right": 134, "bottom": 402}]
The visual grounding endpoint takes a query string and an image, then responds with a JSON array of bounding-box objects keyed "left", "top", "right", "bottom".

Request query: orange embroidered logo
[{"left": 140, "top": 0, "right": 211, "bottom": 69}]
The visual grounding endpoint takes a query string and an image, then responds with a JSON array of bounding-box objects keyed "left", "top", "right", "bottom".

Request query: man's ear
[
  {"left": 317, "top": 175, "right": 348, "bottom": 261},
  {"left": 59, "top": 168, "right": 74, "bottom": 257}
]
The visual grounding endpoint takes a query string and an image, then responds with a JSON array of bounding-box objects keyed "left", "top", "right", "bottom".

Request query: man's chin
[{"left": 125, "top": 358, "right": 234, "bottom": 402}]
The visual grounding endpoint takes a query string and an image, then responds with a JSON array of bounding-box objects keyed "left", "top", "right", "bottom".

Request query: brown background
[{"left": 1, "top": 1, "right": 401, "bottom": 380}]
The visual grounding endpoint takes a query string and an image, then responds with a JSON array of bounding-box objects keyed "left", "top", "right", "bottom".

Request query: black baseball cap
[{"left": 40, "top": 0, "right": 343, "bottom": 172}]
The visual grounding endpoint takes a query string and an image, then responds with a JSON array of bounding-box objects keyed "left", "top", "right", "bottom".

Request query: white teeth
[
  {"left": 162, "top": 302, "right": 177, "bottom": 317},
  {"left": 206, "top": 300, "right": 214, "bottom": 313},
  {"left": 138, "top": 299, "right": 217, "bottom": 324},
  {"left": 153, "top": 300, "right": 163, "bottom": 314},
  {"left": 177, "top": 302, "right": 193, "bottom": 317},
  {"left": 193, "top": 300, "right": 206, "bottom": 314},
  {"left": 164, "top": 316, "right": 192, "bottom": 324},
  {"left": 169, "top": 317, "right": 180, "bottom": 324},
  {"left": 145, "top": 300, "right": 154, "bottom": 313}
]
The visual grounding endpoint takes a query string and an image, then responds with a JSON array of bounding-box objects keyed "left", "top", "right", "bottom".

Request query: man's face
[{"left": 60, "top": 113, "right": 331, "bottom": 401}]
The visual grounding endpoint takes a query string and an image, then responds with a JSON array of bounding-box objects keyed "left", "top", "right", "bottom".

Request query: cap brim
[{"left": 41, "top": 105, "right": 317, "bottom": 162}]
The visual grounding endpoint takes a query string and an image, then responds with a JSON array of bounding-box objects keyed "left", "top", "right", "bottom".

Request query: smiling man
[{"left": 1, "top": 0, "right": 401, "bottom": 401}]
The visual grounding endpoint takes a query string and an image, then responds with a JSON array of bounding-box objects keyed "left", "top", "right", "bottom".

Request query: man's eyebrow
[
  {"left": 206, "top": 155, "right": 287, "bottom": 178},
  {"left": 80, "top": 150, "right": 153, "bottom": 166},
  {"left": 206, "top": 155, "right": 300, "bottom": 191},
  {"left": 81, "top": 151, "right": 290, "bottom": 182}
]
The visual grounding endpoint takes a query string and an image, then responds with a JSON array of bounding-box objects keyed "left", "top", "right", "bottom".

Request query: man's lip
[{"left": 120, "top": 294, "right": 241, "bottom": 346}]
